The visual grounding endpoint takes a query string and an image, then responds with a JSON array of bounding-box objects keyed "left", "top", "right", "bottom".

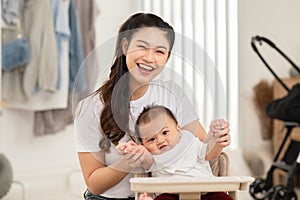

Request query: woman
[{"left": 74, "top": 12, "right": 230, "bottom": 200}]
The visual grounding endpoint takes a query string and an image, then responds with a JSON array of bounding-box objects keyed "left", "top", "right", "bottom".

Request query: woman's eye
[
  {"left": 162, "top": 131, "right": 168, "bottom": 135},
  {"left": 137, "top": 45, "right": 146, "bottom": 50},
  {"left": 157, "top": 50, "right": 165, "bottom": 55}
]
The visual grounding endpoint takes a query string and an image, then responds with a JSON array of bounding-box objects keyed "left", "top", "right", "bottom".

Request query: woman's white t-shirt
[{"left": 74, "top": 80, "right": 199, "bottom": 198}]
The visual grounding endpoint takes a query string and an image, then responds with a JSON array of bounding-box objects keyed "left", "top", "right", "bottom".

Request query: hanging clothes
[
  {"left": 1, "top": 0, "right": 22, "bottom": 26},
  {"left": 74, "top": 0, "right": 100, "bottom": 96},
  {"left": 2, "top": 0, "right": 63, "bottom": 109},
  {"left": 74, "top": 0, "right": 99, "bottom": 58},
  {"left": 50, "top": 0, "right": 71, "bottom": 90},
  {"left": 34, "top": 0, "right": 85, "bottom": 135},
  {"left": 34, "top": 96, "right": 73, "bottom": 135},
  {"left": 22, "top": 0, "right": 58, "bottom": 98},
  {"left": 68, "top": 0, "right": 86, "bottom": 93}
]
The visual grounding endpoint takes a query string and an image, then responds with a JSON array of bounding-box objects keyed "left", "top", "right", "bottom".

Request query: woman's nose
[{"left": 143, "top": 49, "right": 155, "bottom": 63}]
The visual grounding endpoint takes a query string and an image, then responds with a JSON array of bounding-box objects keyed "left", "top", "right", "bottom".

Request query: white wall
[
  {"left": 95, "top": 0, "right": 139, "bottom": 45},
  {"left": 238, "top": 0, "right": 300, "bottom": 151}
]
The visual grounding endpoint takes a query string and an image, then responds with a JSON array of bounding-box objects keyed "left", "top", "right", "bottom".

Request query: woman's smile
[{"left": 137, "top": 63, "right": 156, "bottom": 72}]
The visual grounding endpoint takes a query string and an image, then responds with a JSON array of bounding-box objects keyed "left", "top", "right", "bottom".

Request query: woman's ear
[{"left": 121, "top": 38, "right": 128, "bottom": 55}]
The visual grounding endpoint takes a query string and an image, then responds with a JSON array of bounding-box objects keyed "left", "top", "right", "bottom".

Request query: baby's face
[{"left": 138, "top": 113, "right": 181, "bottom": 155}]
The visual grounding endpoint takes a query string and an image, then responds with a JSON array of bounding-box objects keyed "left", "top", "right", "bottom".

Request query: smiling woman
[{"left": 74, "top": 12, "right": 231, "bottom": 200}]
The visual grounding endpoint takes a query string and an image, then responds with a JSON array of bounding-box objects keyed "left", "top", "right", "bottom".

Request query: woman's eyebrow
[{"left": 136, "top": 39, "right": 168, "bottom": 50}]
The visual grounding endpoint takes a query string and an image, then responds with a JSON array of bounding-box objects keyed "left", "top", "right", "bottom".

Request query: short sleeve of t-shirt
[{"left": 74, "top": 94, "right": 103, "bottom": 152}]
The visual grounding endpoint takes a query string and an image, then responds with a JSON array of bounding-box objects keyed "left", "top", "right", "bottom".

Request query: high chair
[{"left": 130, "top": 152, "right": 254, "bottom": 200}]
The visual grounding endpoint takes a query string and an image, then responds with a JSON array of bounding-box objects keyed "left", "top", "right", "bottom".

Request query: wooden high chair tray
[{"left": 130, "top": 176, "right": 254, "bottom": 200}]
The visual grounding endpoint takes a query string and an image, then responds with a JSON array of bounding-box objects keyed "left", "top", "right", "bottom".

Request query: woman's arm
[
  {"left": 78, "top": 152, "right": 132, "bottom": 194},
  {"left": 182, "top": 120, "right": 230, "bottom": 160}
]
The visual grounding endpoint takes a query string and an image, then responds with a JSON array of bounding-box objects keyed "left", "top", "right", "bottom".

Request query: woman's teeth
[{"left": 138, "top": 64, "right": 154, "bottom": 71}]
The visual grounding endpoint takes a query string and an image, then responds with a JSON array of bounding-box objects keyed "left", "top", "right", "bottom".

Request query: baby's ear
[
  {"left": 176, "top": 124, "right": 181, "bottom": 131},
  {"left": 121, "top": 38, "right": 128, "bottom": 55}
]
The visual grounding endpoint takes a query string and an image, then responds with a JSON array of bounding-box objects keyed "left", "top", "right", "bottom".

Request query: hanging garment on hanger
[
  {"left": 33, "top": 39, "right": 70, "bottom": 135},
  {"left": 2, "top": 19, "right": 30, "bottom": 72},
  {"left": 50, "top": 0, "right": 71, "bottom": 90},
  {"left": 3, "top": 33, "right": 69, "bottom": 111},
  {"left": 74, "top": 0, "right": 100, "bottom": 96},
  {"left": 34, "top": 95, "right": 73, "bottom": 136},
  {"left": 22, "top": 0, "right": 58, "bottom": 98},
  {"left": 1, "top": 0, "right": 22, "bottom": 26},
  {"left": 68, "top": 0, "right": 85, "bottom": 93},
  {"left": 74, "top": 0, "right": 99, "bottom": 57},
  {"left": 33, "top": 0, "right": 83, "bottom": 135},
  {"left": 2, "top": 0, "right": 71, "bottom": 111},
  {"left": 2, "top": 0, "right": 58, "bottom": 104}
]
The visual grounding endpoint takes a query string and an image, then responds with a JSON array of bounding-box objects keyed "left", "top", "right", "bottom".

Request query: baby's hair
[{"left": 135, "top": 105, "right": 178, "bottom": 139}]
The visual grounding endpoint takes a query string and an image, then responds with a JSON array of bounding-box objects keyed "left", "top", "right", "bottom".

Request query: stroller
[{"left": 249, "top": 35, "right": 300, "bottom": 200}]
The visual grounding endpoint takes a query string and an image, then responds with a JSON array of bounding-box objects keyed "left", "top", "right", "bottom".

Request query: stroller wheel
[
  {"left": 249, "top": 178, "right": 270, "bottom": 200},
  {"left": 269, "top": 185, "right": 298, "bottom": 200},
  {"left": 269, "top": 185, "right": 287, "bottom": 200},
  {"left": 287, "top": 190, "right": 298, "bottom": 200}
]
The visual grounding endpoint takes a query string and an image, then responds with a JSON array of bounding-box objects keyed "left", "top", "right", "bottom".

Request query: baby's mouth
[
  {"left": 138, "top": 63, "right": 155, "bottom": 72},
  {"left": 159, "top": 145, "right": 168, "bottom": 151}
]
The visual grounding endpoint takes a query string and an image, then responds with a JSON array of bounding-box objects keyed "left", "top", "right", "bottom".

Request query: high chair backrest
[{"left": 209, "top": 151, "right": 231, "bottom": 177}]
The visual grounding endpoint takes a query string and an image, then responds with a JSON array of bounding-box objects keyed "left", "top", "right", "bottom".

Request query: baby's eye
[
  {"left": 148, "top": 138, "right": 156, "bottom": 142},
  {"left": 162, "top": 131, "right": 168, "bottom": 135}
]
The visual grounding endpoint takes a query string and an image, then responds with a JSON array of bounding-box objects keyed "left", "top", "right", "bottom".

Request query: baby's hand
[
  {"left": 116, "top": 141, "right": 152, "bottom": 168},
  {"left": 116, "top": 141, "right": 137, "bottom": 155}
]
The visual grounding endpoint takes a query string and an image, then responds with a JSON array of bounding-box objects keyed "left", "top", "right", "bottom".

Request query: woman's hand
[{"left": 206, "top": 119, "right": 231, "bottom": 148}]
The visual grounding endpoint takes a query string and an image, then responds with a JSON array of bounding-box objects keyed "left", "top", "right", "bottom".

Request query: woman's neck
[{"left": 129, "top": 78, "right": 150, "bottom": 101}]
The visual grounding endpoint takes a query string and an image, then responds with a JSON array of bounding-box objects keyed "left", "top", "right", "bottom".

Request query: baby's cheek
[{"left": 146, "top": 145, "right": 155, "bottom": 154}]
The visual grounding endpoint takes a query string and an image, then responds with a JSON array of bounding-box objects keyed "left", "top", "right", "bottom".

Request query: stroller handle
[
  {"left": 251, "top": 36, "right": 277, "bottom": 49},
  {"left": 251, "top": 35, "right": 300, "bottom": 92}
]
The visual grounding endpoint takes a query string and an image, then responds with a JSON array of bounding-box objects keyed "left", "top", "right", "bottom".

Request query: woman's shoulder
[{"left": 74, "top": 93, "right": 103, "bottom": 119}]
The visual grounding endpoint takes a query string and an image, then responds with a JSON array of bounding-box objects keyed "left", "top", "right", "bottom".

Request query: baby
[{"left": 117, "top": 105, "right": 232, "bottom": 200}]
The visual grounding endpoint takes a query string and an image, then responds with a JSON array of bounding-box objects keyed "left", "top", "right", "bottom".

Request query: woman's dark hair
[{"left": 96, "top": 13, "right": 175, "bottom": 150}]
